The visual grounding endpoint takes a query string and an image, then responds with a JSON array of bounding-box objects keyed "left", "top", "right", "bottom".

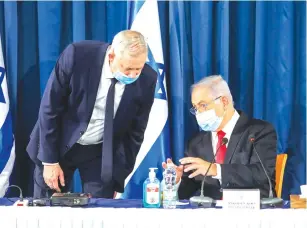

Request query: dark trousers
[{"left": 33, "top": 143, "right": 114, "bottom": 199}]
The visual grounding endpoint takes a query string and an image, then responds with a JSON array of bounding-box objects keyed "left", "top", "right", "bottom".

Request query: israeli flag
[
  {"left": 0, "top": 34, "right": 16, "bottom": 197},
  {"left": 116, "top": 0, "right": 170, "bottom": 198}
]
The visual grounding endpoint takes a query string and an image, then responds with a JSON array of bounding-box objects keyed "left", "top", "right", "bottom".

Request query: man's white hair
[
  {"left": 191, "top": 75, "right": 234, "bottom": 104},
  {"left": 111, "top": 30, "right": 148, "bottom": 57}
]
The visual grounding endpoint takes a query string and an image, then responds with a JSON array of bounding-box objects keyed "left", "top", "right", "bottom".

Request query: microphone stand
[
  {"left": 190, "top": 138, "right": 228, "bottom": 207},
  {"left": 250, "top": 135, "right": 283, "bottom": 208}
]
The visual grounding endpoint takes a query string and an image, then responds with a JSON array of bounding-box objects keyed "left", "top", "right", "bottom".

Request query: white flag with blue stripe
[
  {"left": 0, "top": 34, "right": 16, "bottom": 197},
  {"left": 117, "top": 0, "right": 170, "bottom": 198}
]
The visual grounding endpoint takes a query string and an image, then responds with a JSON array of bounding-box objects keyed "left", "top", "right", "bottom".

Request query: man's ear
[
  {"left": 109, "top": 47, "right": 115, "bottom": 62},
  {"left": 221, "top": 96, "right": 229, "bottom": 107}
]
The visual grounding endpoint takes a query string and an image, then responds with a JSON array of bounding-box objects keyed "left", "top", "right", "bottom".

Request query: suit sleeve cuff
[
  {"left": 42, "top": 162, "right": 59, "bottom": 165},
  {"left": 212, "top": 164, "right": 222, "bottom": 184}
]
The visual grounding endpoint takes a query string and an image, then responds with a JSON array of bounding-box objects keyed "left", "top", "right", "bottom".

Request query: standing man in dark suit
[
  {"left": 27, "top": 30, "right": 157, "bottom": 198},
  {"left": 163, "top": 75, "right": 277, "bottom": 199}
]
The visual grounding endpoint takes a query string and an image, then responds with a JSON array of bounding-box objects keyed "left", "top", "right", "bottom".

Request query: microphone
[
  {"left": 249, "top": 134, "right": 283, "bottom": 207},
  {"left": 190, "top": 137, "right": 228, "bottom": 207}
]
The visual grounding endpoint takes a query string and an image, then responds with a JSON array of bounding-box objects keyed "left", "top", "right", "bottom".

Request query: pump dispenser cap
[{"left": 149, "top": 168, "right": 158, "bottom": 180}]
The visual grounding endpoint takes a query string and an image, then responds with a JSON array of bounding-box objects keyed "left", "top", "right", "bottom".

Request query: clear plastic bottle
[{"left": 162, "top": 164, "right": 177, "bottom": 209}]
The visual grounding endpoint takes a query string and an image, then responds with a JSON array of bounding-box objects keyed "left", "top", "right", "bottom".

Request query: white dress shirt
[
  {"left": 43, "top": 48, "right": 125, "bottom": 165},
  {"left": 212, "top": 110, "right": 240, "bottom": 182},
  {"left": 77, "top": 47, "right": 125, "bottom": 145}
]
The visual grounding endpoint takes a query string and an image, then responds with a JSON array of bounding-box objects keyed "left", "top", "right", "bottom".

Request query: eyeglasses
[{"left": 190, "top": 96, "right": 222, "bottom": 115}]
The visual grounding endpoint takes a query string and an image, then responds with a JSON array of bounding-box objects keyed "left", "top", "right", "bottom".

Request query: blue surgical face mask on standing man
[{"left": 113, "top": 71, "right": 140, "bottom": 85}]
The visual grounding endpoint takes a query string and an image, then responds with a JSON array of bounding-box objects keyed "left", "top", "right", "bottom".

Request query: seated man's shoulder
[{"left": 248, "top": 116, "right": 276, "bottom": 133}]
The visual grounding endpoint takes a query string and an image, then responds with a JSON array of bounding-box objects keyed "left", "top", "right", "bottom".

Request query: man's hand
[
  {"left": 43, "top": 164, "right": 65, "bottom": 192},
  {"left": 179, "top": 157, "right": 217, "bottom": 178},
  {"left": 162, "top": 158, "right": 184, "bottom": 184}
]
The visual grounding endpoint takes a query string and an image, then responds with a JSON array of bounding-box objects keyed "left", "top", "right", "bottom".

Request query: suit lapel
[
  {"left": 201, "top": 132, "right": 215, "bottom": 162},
  {"left": 86, "top": 43, "right": 109, "bottom": 122},
  {"left": 224, "top": 111, "right": 250, "bottom": 164}
]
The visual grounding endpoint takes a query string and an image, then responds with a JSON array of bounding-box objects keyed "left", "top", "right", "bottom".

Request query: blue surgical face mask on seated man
[
  {"left": 196, "top": 108, "right": 224, "bottom": 132},
  {"left": 113, "top": 71, "right": 140, "bottom": 84}
]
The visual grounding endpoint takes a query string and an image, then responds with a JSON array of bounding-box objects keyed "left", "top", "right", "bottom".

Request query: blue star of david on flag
[
  {"left": 0, "top": 67, "right": 5, "bottom": 104},
  {"left": 146, "top": 47, "right": 167, "bottom": 100}
]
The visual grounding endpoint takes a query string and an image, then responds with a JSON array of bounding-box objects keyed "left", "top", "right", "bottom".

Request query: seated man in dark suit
[
  {"left": 163, "top": 75, "right": 277, "bottom": 200},
  {"left": 27, "top": 30, "right": 157, "bottom": 198}
]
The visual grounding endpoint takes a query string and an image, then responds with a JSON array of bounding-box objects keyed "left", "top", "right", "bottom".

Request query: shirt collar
[{"left": 212, "top": 110, "right": 240, "bottom": 139}]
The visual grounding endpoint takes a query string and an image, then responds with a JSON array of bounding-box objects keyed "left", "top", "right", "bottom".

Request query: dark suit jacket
[
  {"left": 178, "top": 111, "right": 277, "bottom": 200},
  {"left": 26, "top": 41, "right": 157, "bottom": 192}
]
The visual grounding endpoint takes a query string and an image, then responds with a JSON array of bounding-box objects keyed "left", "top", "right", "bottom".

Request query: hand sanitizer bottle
[{"left": 143, "top": 168, "right": 161, "bottom": 208}]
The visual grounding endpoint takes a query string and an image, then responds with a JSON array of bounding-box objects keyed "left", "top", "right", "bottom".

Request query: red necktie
[{"left": 215, "top": 130, "right": 227, "bottom": 164}]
